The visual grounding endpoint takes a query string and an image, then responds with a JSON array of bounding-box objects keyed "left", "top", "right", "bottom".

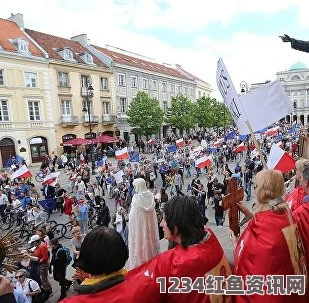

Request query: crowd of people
[{"left": 0, "top": 120, "right": 308, "bottom": 302}]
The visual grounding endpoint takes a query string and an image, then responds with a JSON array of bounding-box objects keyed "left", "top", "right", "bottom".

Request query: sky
[{"left": 3, "top": 0, "right": 309, "bottom": 100}]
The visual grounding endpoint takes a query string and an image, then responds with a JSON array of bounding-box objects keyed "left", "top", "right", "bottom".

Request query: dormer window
[
  {"left": 18, "top": 39, "right": 28, "bottom": 53},
  {"left": 85, "top": 53, "right": 93, "bottom": 64},
  {"left": 64, "top": 48, "right": 73, "bottom": 60}
]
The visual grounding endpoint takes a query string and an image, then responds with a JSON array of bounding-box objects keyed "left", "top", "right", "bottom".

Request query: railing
[
  {"left": 30, "top": 122, "right": 43, "bottom": 128},
  {"left": 60, "top": 115, "right": 79, "bottom": 125},
  {"left": 0, "top": 122, "right": 12, "bottom": 130},
  {"left": 102, "top": 115, "right": 116, "bottom": 123},
  {"left": 82, "top": 115, "right": 99, "bottom": 123}
]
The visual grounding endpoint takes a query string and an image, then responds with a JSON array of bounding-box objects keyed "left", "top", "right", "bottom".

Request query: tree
[
  {"left": 127, "top": 91, "right": 164, "bottom": 138},
  {"left": 195, "top": 97, "right": 233, "bottom": 129},
  {"left": 165, "top": 94, "right": 196, "bottom": 134}
]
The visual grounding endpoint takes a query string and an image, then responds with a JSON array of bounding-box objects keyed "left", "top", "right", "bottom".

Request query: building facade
[
  {"left": 74, "top": 36, "right": 210, "bottom": 140},
  {"left": 276, "top": 62, "right": 309, "bottom": 125},
  {"left": 0, "top": 16, "right": 56, "bottom": 166},
  {"left": 24, "top": 29, "right": 116, "bottom": 157}
]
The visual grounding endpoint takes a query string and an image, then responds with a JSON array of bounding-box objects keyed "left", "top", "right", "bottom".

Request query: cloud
[{"left": 2, "top": 0, "right": 309, "bottom": 102}]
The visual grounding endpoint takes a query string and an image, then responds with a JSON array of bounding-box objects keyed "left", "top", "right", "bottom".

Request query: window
[
  {"left": 0, "top": 99, "right": 9, "bottom": 121},
  {"left": 142, "top": 78, "right": 148, "bottom": 90},
  {"left": 291, "top": 75, "right": 301, "bottom": 81},
  {"left": 61, "top": 100, "right": 72, "bottom": 116},
  {"left": 153, "top": 80, "right": 157, "bottom": 90},
  {"left": 64, "top": 48, "right": 73, "bottom": 60},
  {"left": 28, "top": 100, "right": 41, "bottom": 121},
  {"left": 58, "top": 72, "right": 69, "bottom": 87},
  {"left": 85, "top": 53, "right": 93, "bottom": 64},
  {"left": 118, "top": 74, "right": 125, "bottom": 86},
  {"left": 120, "top": 97, "right": 127, "bottom": 113},
  {"left": 18, "top": 39, "right": 28, "bottom": 53},
  {"left": 0, "top": 69, "right": 4, "bottom": 85},
  {"left": 162, "top": 81, "right": 167, "bottom": 92},
  {"left": 184, "top": 86, "right": 188, "bottom": 96},
  {"left": 24, "top": 72, "right": 37, "bottom": 88},
  {"left": 190, "top": 87, "right": 194, "bottom": 96},
  {"left": 163, "top": 101, "right": 168, "bottom": 112},
  {"left": 171, "top": 84, "right": 175, "bottom": 94},
  {"left": 131, "top": 76, "right": 137, "bottom": 88},
  {"left": 103, "top": 102, "right": 110, "bottom": 115},
  {"left": 177, "top": 85, "right": 181, "bottom": 94},
  {"left": 100, "top": 77, "right": 108, "bottom": 90},
  {"left": 81, "top": 75, "right": 91, "bottom": 88},
  {"left": 198, "top": 91, "right": 202, "bottom": 98}
]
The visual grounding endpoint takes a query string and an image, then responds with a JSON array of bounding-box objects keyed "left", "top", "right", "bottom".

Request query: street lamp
[
  {"left": 82, "top": 84, "right": 95, "bottom": 175},
  {"left": 240, "top": 81, "right": 249, "bottom": 94}
]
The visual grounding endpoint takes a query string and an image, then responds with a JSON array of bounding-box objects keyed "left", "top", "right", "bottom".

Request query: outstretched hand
[{"left": 279, "top": 34, "right": 291, "bottom": 42}]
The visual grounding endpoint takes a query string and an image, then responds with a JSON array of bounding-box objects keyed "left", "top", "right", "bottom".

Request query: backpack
[
  {"left": 28, "top": 279, "right": 45, "bottom": 303},
  {"left": 56, "top": 246, "right": 72, "bottom": 266}
]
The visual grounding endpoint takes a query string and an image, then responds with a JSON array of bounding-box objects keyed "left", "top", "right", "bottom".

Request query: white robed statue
[{"left": 128, "top": 178, "right": 160, "bottom": 269}]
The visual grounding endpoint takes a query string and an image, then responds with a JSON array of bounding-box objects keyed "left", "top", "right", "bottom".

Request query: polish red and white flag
[
  {"left": 187, "top": 139, "right": 192, "bottom": 145},
  {"left": 176, "top": 138, "right": 185, "bottom": 147},
  {"left": 195, "top": 156, "right": 212, "bottom": 169},
  {"left": 10, "top": 165, "right": 32, "bottom": 180},
  {"left": 44, "top": 172, "right": 60, "bottom": 184},
  {"left": 276, "top": 141, "right": 283, "bottom": 149},
  {"left": 213, "top": 138, "right": 224, "bottom": 147},
  {"left": 267, "top": 144, "right": 295, "bottom": 173},
  {"left": 148, "top": 139, "right": 155, "bottom": 144},
  {"left": 267, "top": 126, "right": 280, "bottom": 136},
  {"left": 115, "top": 147, "right": 129, "bottom": 160},
  {"left": 234, "top": 142, "right": 246, "bottom": 153}
]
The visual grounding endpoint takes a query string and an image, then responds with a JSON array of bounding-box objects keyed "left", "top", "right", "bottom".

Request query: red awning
[
  {"left": 92, "top": 135, "right": 119, "bottom": 144},
  {"left": 62, "top": 137, "right": 92, "bottom": 146}
]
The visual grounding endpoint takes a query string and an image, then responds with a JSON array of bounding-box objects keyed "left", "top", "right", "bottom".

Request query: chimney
[
  {"left": 71, "top": 34, "right": 88, "bottom": 46},
  {"left": 8, "top": 13, "right": 24, "bottom": 29}
]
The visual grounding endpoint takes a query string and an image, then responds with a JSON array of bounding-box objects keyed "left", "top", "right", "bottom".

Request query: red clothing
[
  {"left": 129, "top": 228, "right": 232, "bottom": 303},
  {"left": 234, "top": 210, "right": 307, "bottom": 303},
  {"left": 64, "top": 197, "right": 73, "bottom": 215},
  {"left": 60, "top": 274, "right": 160, "bottom": 303},
  {"left": 33, "top": 242, "right": 49, "bottom": 263},
  {"left": 285, "top": 186, "right": 305, "bottom": 211},
  {"left": 293, "top": 202, "right": 309, "bottom": 298}
]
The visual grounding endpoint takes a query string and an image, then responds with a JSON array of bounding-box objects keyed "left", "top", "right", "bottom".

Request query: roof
[
  {"left": 25, "top": 28, "right": 107, "bottom": 68},
  {"left": 289, "top": 62, "right": 308, "bottom": 71},
  {"left": 0, "top": 18, "right": 43, "bottom": 57},
  {"left": 176, "top": 65, "right": 210, "bottom": 85},
  {"left": 92, "top": 45, "right": 190, "bottom": 80}
]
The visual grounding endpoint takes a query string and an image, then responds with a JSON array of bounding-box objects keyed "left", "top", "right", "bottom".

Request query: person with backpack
[{"left": 50, "top": 238, "right": 72, "bottom": 302}]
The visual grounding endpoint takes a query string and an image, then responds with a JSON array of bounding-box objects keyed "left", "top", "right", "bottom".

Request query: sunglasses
[{"left": 16, "top": 275, "right": 25, "bottom": 279}]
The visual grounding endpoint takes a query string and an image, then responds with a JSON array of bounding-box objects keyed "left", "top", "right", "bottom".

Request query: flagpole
[{"left": 245, "top": 120, "right": 268, "bottom": 169}]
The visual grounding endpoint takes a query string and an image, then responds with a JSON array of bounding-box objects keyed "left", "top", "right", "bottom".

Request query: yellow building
[
  {"left": 0, "top": 16, "right": 56, "bottom": 166},
  {"left": 24, "top": 24, "right": 116, "bottom": 158}
]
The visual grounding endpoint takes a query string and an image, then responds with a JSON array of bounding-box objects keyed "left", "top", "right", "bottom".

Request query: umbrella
[
  {"left": 93, "top": 135, "right": 119, "bottom": 144},
  {"left": 62, "top": 138, "right": 92, "bottom": 146}
]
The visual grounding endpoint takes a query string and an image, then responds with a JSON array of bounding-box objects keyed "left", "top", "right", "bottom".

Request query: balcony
[
  {"left": 102, "top": 114, "right": 116, "bottom": 125},
  {"left": 0, "top": 122, "right": 13, "bottom": 130},
  {"left": 116, "top": 112, "right": 128, "bottom": 120},
  {"left": 60, "top": 115, "right": 79, "bottom": 126},
  {"left": 57, "top": 86, "right": 71, "bottom": 96},
  {"left": 82, "top": 115, "right": 99, "bottom": 125}
]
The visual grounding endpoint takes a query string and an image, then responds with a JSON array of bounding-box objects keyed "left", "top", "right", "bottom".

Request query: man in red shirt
[{"left": 26, "top": 234, "right": 52, "bottom": 299}]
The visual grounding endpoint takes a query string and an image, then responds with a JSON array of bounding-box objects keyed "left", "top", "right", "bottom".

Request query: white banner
[
  {"left": 216, "top": 58, "right": 246, "bottom": 127},
  {"left": 238, "top": 80, "right": 293, "bottom": 134},
  {"left": 217, "top": 58, "right": 293, "bottom": 135}
]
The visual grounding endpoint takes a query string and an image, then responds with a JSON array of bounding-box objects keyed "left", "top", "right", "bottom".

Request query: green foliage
[
  {"left": 127, "top": 91, "right": 164, "bottom": 137},
  {"left": 165, "top": 94, "right": 196, "bottom": 132},
  {"left": 195, "top": 96, "right": 233, "bottom": 128}
]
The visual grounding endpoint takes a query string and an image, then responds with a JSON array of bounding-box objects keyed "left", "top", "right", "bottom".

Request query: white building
[{"left": 276, "top": 62, "right": 309, "bottom": 125}]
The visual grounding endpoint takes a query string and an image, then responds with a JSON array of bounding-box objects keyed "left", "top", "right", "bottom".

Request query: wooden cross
[{"left": 222, "top": 177, "right": 244, "bottom": 237}]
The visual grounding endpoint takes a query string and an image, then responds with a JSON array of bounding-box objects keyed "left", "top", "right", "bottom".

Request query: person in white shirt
[
  {"left": 11, "top": 194, "right": 22, "bottom": 211},
  {"left": 15, "top": 269, "right": 40, "bottom": 303},
  {"left": 75, "top": 176, "right": 86, "bottom": 200},
  {"left": 26, "top": 205, "right": 35, "bottom": 225},
  {"left": 0, "top": 188, "right": 8, "bottom": 220}
]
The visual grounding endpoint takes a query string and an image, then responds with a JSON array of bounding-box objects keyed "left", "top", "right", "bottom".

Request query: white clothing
[
  {"left": 0, "top": 193, "right": 8, "bottom": 205},
  {"left": 115, "top": 212, "right": 124, "bottom": 233},
  {"left": 15, "top": 278, "right": 40, "bottom": 303},
  {"left": 128, "top": 178, "right": 160, "bottom": 269},
  {"left": 12, "top": 198, "right": 22, "bottom": 210},
  {"left": 27, "top": 209, "right": 35, "bottom": 223}
]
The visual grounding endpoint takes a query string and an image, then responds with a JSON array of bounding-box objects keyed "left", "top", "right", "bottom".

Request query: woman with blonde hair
[
  {"left": 285, "top": 158, "right": 309, "bottom": 211},
  {"left": 234, "top": 169, "right": 307, "bottom": 303},
  {"left": 71, "top": 226, "right": 84, "bottom": 268}
]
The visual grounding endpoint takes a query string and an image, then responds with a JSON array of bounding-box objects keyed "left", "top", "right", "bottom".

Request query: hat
[{"left": 28, "top": 235, "right": 40, "bottom": 244}]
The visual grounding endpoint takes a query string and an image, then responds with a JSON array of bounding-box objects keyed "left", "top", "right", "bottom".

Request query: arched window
[
  {"left": 64, "top": 48, "right": 73, "bottom": 60},
  {"left": 291, "top": 75, "right": 301, "bottom": 80},
  {"left": 293, "top": 101, "right": 297, "bottom": 109}
]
